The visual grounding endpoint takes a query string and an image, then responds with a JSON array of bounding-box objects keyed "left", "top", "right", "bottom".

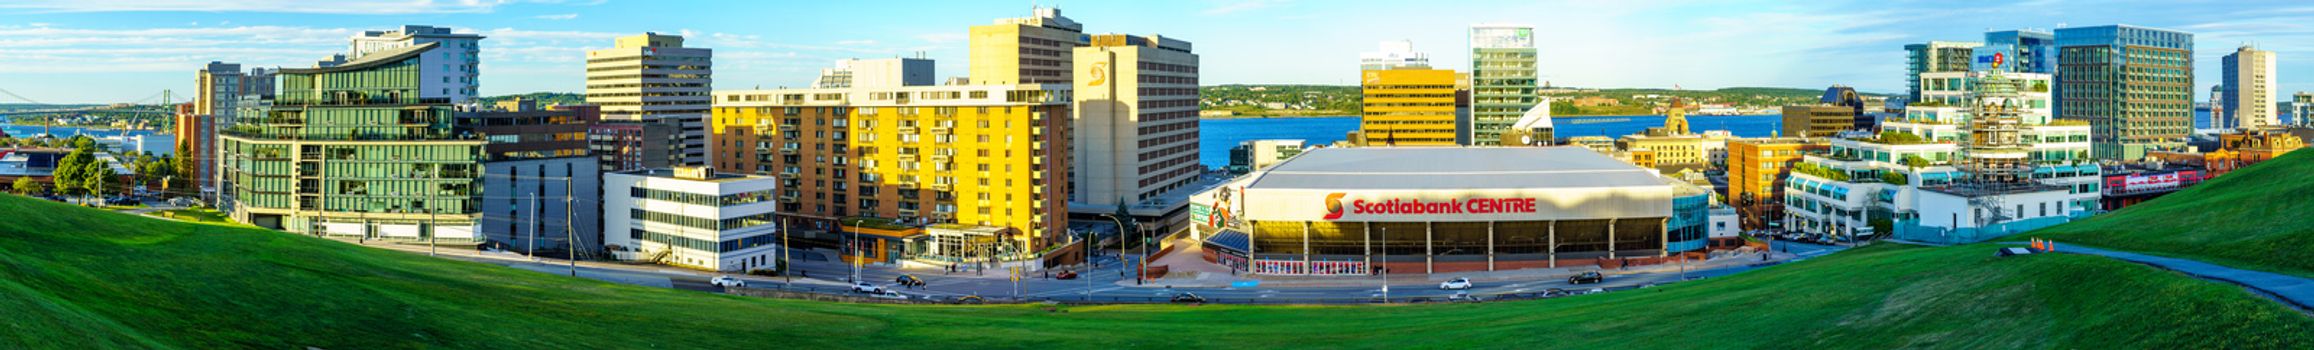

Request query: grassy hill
[
  {"left": 0, "top": 195, "right": 2308, "bottom": 349},
  {"left": 2035, "top": 149, "right": 2314, "bottom": 278}
]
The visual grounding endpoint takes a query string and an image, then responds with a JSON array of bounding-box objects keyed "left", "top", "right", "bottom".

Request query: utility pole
[
  {"left": 565, "top": 174, "right": 576, "bottom": 277},
  {"left": 780, "top": 216, "right": 791, "bottom": 284},
  {"left": 528, "top": 190, "right": 539, "bottom": 262}
]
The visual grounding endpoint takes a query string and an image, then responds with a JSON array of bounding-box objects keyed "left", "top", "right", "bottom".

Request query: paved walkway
[{"left": 2054, "top": 243, "right": 2314, "bottom": 312}]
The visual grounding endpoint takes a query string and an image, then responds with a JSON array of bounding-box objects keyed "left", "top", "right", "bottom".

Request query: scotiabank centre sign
[
  {"left": 1323, "top": 193, "right": 1539, "bottom": 220},
  {"left": 1242, "top": 188, "right": 1671, "bottom": 222}
]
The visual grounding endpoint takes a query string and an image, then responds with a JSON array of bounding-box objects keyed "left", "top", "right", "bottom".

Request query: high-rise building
[
  {"left": 463, "top": 100, "right": 603, "bottom": 258},
  {"left": 338, "top": 25, "right": 483, "bottom": 104},
  {"left": 1726, "top": 137, "right": 1814, "bottom": 230},
  {"left": 2222, "top": 45, "right": 2279, "bottom": 131},
  {"left": 1071, "top": 33, "right": 1201, "bottom": 207},
  {"left": 194, "top": 62, "right": 274, "bottom": 204},
  {"left": 219, "top": 42, "right": 485, "bottom": 241},
  {"left": 2057, "top": 25, "right": 2193, "bottom": 161},
  {"left": 1469, "top": 24, "right": 1538, "bottom": 146},
  {"left": 2286, "top": 92, "right": 2314, "bottom": 127},
  {"left": 587, "top": 122, "right": 678, "bottom": 172},
  {"left": 709, "top": 84, "right": 1072, "bottom": 254},
  {"left": 1983, "top": 30, "right": 2055, "bottom": 74},
  {"left": 969, "top": 7, "right": 1084, "bottom": 84},
  {"left": 171, "top": 104, "right": 210, "bottom": 198},
  {"left": 1905, "top": 41, "right": 1982, "bottom": 102},
  {"left": 2210, "top": 85, "right": 2228, "bottom": 130},
  {"left": 586, "top": 33, "right": 712, "bottom": 166},
  {"left": 1358, "top": 40, "right": 1430, "bottom": 70},
  {"left": 811, "top": 58, "right": 936, "bottom": 89},
  {"left": 1358, "top": 68, "right": 1458, "bottom": 146}
]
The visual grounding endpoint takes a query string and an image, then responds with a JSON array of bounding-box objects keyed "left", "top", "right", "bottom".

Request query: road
[{"left": 377, "top": 238, "right": 1852, "bottom": 304}]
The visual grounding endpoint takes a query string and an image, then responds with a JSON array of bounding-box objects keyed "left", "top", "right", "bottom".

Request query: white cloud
[
  {"left": 917, "top": 32, "right": 967, "bottom": 44},
  {"left": 1203, "top": 0, "right": 1288, "bottom": 16},
  {"left": 534, "top": 13, "right": 579, "bottom": 20}
]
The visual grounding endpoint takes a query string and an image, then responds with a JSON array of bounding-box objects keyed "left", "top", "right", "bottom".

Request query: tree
[
  {"left": 11, "top": 177, "right": 41, "bottom": 196},
  {"left": 1900, "top": 154, "right": 1931, "bottom": 171},
  {"left": 80, "top": 159, "right": 112, "bottom": 202},
  {"left": 51, "top": 147, "right": 92, "bottom": 197}
]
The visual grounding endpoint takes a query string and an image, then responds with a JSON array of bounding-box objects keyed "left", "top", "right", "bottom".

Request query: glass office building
[
  {"left": 2055, "top": 25, "right": 2193, "bottom": 161},
  {"left": 220, "top": 42, "right": 486, "bottom": 241}
]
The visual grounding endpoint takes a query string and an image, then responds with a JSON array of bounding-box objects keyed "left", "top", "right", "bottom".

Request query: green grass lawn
[
  {"left": 1, "top": 194, "right": 2308, "bottom": 349},
  {"left": 2033, "top": 149, "right": 2314, "bottom": 278}
]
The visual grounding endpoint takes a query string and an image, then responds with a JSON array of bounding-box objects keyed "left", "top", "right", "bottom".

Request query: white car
[
  {"left": 851, "top": 282, "right": 886, "bottom": 294},
  {"left": 710, "top": 276, "right": 745, "bottom": 288},
  {"left": 868, "top": 291, "right": 909, "bottom": 300},
  {"left": 1439, "top": 277, "right": 1473, "bottom": 290}
]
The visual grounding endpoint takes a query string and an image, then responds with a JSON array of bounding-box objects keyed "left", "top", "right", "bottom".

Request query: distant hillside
[
  {"left": 478, "top": 92, "right": 584, "bottom": 107},
  {"left": 1200, "top": 85, "right": 1361, "bottom": 117}
]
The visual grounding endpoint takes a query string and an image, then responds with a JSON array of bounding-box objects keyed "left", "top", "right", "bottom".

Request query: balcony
[
  {"left": 897, "top": 126, "right": 919, "bottom": 134},
  {"left": 930, "top": 183, "right": 951, "bottom": 191},
  {"left": 777, "top": 125, "right": 798, "bottom": 133},
  {"left": 929, "top": 126, "right": 951, "bottom": 134},
  {"left": 777, "top": 172, "right": 799, "bottom": 179},
  {"left": 778, "top": 148, "right": 798, "bottom": 155}
]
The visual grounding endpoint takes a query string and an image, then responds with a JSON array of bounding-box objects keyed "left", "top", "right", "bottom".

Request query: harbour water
[
  {"left": 1, "top": 124, "right": 176, "bottom": 156},
  {"left": 1198, "top": 114, "right": 1782, "bottom": 168}
]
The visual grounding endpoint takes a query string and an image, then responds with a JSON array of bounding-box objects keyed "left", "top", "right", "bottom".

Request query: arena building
[{"left": 1192, "top": 147, "right": 1676, "bottom": 275}]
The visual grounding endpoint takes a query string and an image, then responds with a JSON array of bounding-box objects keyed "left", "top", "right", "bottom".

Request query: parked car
[
  {"left": 868, "top": 291, "right": 909, "bottom": 300},
  {"left": 1055, "top": 270, "right": 1079, "bottom": 280},
  {"left": 1544, "top": 288, "right": 1569, "bottom": 297},
  {"left": 1169, "top": 292, "right": 1207, "bottom": 304},
  {"left": 709, "top": 275, "right": 745, "bottom": 288},
  {"left": 851, "top": 282, "right": 885, "bottom": 294},
  {"left": 1447, "top": 291, "right": 1480, "bottom": 302},
  {"left": 1568, "top": 271, "right": 1605, "bottom": 284},
  {"left": 951, "top": 295, "right": 986, "bottom": 304},
  {"left": 1438, "top": 277, "right": 1473, "bottom": 290},
  {"left": 895, "top": 275, "right": 925, "bottom": 287}
]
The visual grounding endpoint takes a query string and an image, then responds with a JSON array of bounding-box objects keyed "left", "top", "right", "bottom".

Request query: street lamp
[
  {"left": 1380, "top": 226, "right": 1389, "bottom": 302},
  {"left": 848, "top": 218, "right": 868, "bottom": 284},
  {"left": 1099, "top": 213, "right": 1139, "bottom": 285}
]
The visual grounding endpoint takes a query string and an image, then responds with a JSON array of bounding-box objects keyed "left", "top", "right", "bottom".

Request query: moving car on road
[
  {"left": 1568, "top": 271, "right": 1605, "bottom": 284},
  {"left": 710, "top": 276, "right": 745, "bottom": 288},
  {"left": 1439, "top": 277, "right": 1473, "bottom": 290},
  {"left": 1169, "top": 292, "right": 1207, "bottom": 304},
  {"left": 851, "top": 282, "right": 886, "bottom": 294},
  {"left": 896, "top": 275, "right": 925, "bottom": 287},
  {"left": 1055, "top": 270, "right": 1079, "bottom": 280}
]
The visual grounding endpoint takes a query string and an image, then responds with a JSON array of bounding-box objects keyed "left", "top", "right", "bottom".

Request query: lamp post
[
  {"left": 848, "top": 218, "right": 867, "bottom": 284},
  {"left": 1099, "top": 213, "right": 1139, "bottom": 285},
  {"left": 1380, "top": 226, "right": 1389, "bottom": 302}
]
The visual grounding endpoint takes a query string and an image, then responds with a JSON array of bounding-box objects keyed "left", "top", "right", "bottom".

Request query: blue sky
[{"left": 3, "top": 0, "right": 2313, "bottom": 104}]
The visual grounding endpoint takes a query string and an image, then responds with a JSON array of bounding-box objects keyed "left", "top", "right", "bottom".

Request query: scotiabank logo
[
  {"left": 1321, "top": 193, "right": 1347, "bottom": 220},
  {"left": 1321, "top": 193, "right": 1540, "bottom": 221}
]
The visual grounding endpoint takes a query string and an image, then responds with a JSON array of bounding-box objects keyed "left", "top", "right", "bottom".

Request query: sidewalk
[{"left": 2052, "top": 244, "right": 2314, "bottom": 312}]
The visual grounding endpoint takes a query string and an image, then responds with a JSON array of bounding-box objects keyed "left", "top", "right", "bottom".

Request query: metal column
[
  {"left": 1424, "top": 221, "right": 1434, "bottom": 274},
  {"left": 1607, "top": 218, "right": 1618, "bottom": 259},
  {"left": 1548, "top": 221, "right": 1557, "bottom": 268},
  {"left": 1486, "top": 221, "right": 1496, "bottom": 271}
]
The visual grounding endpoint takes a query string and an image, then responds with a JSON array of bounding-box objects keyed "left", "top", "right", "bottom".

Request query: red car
[{"left": 1055, "top": 270, "right": 1079, "bottom": 280}]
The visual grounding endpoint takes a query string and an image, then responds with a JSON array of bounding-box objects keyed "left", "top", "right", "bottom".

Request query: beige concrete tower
[
  {"left": 969, "top": 7, "right": 1084, "bottom": 84},
  {"left": 586, "top": 33, "right": 712, "bottom": 166},
  {"left": 1072, "top": 34, "right": 1201, "bottom": 207},
  {"left": 2223, "top": 45, "right": 2279, "bottom": 131}
]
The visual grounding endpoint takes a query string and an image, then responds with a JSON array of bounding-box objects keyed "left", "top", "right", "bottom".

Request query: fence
[{"left": 721, "top": 280, "right": 1671, "bottom": 306}]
